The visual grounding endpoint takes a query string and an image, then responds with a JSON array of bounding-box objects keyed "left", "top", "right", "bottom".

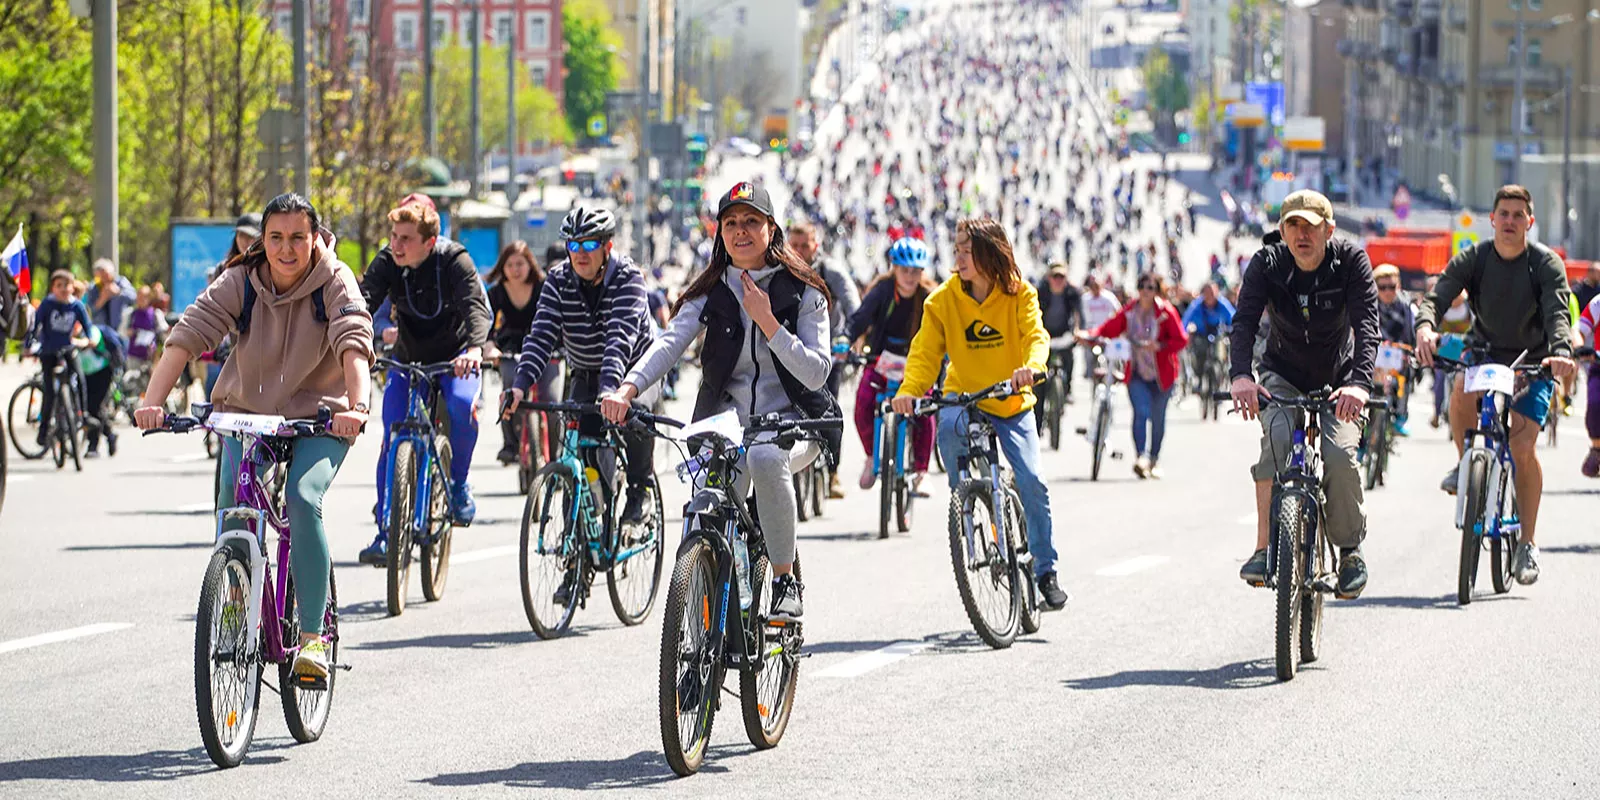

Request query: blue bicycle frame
[
  {"left": 871, "top": 374, "right": 912, "bottom": 481},
  {"left": 377, "top": 362, "right": 454, "bottom": 544},
  {"left": 536, "top": 406, "right": 656, "bottom": 569},
  {"left": 1460, "top": 380, "right": 1521, "bottom": 541}
]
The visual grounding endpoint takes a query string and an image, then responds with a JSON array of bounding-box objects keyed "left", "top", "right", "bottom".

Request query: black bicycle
[
  {"left": 913, "top": 373, "right": 1046, "bottom": 650},
  {"left": 658, "top": 412, "right": 842, "bottom": 776},
  {"left": 1218, "top": 389, "right": 1385, "bottom": 681}
]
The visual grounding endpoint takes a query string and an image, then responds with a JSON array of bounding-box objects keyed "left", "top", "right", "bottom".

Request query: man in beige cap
[{"left": 1226, "top": 189, "right": 1382, "bottom": 600}]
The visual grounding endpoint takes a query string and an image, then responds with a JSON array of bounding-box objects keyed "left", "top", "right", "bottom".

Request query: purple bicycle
[{"left": 148, "top": 403, "right": 344, "bottom": 768}]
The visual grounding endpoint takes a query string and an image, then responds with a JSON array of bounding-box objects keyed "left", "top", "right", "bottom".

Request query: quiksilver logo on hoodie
[{"left": 964, "top": 321, "right": 1003, "bottom": 348}]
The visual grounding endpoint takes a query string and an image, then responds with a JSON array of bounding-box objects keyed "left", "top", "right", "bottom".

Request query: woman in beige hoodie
[{"left": 133, "top": 193, "right": 374, "bottom": 681}]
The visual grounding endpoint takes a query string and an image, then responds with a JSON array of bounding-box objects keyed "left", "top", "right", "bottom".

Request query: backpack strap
[{"left": 237, "top": 281, "right": 327, "bottom": 333}]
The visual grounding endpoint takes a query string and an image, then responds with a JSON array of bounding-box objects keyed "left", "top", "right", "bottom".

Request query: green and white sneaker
[{"left": 293, "top": 639, "right": 330, "bottom": 682}]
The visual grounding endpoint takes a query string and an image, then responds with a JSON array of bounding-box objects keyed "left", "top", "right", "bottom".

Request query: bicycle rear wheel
[
  {"left": 1273, "top": 492, "right": 1306, "bottom": 682},
  {"left": 520, "top": 463, "right": 582, "bottom": 638},
  {"left": 1090, "top": 393, "right": 1110, "bottom": 481},
  {"left": 660, "top": 536, "right": 720, "bottom": 776},
  {"left": 810, "top": 461, "right": 826, "bottom": 518},
  {"left": 1491, "top": 472, "right": 1518, "bottom": 595},
  {"left": 1458, "top": 455, "right": 1488, "bottom": 605},
  {"left": 1299, "top": 523, "right": 1327, "bottom": 665},
  {"left": 280, "top": 569, "right": 337, "bottom": 742},
  {"left": 385, "top": 441, "right": 418, "bottom": 616},
  {"left": 609, "top": 478, "right": 665, "bottom": 625},
  {"left": 1362, "top": 409, "right": 1385, "bottom": 491},
  {"left": 878, "top": 418, "right": 897, "bottom": 539},
  {"left": 195, "top": 545, "right": 262, "bottom": 769},
  {"left": 1007, "top": 486, "right": 1041, "bottom": 635},
  {"left": 740, "top": 555, "right": 799, "bottom": 749},
  {"left": 7, "top": 381, "right": 45, "bottom": 460},
  {"left": 793, "top": 468, "right": 810, "bottom": 522},
  {"left": 1047, "top": 377, "right": 1064, "bottom": 451},
  {"left": 949, "top": 479, "right": 1020, "bottom": 649},
  {"left": 421, "top": 440, "right": 453, "bottom": 603},
  {"left": 61, "top": 393, "right": 81, "bottom": 472}
]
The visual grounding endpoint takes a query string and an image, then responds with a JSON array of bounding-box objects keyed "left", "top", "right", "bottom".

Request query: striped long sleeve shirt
[{"left": 513, "top": 254, "right": 654, "bottom": 394}]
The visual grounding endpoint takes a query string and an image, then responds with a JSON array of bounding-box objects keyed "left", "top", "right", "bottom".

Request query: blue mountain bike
[
  {"left": 848, "top": 350, "right": 916, "bottom": 538},
  {"left": 375, "top": 358, "right": 461, "bottom": 617}
]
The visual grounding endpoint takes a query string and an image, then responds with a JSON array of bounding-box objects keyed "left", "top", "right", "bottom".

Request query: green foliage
[
  {"left": 433, "top": 43, "right": 570, "bottom": 179},
  {"left": 562, "top": 0, "right": 623, "bottom": 138},
  {"left": 1142, "top": 47, "right": 1190, "bottom": 142}
]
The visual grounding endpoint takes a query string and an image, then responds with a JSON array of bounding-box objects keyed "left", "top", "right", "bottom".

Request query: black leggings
[
  {"left": 83, "top": 367, "right": 116, "bottom": 449},
  {"left": 565, "top": 369, "right": 654, "bottom": 488},
  {"left": 37, "top": 351, "right": 85, "bottom": 442}
]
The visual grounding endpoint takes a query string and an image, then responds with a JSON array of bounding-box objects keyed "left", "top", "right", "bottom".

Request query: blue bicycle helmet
[{"left": 887, "top": 237, "right": 930, "bottom": 269}]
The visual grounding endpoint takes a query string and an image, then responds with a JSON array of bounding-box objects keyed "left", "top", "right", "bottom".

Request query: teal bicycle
[{"left": 517, "top": 401, "right": 672, "bottom": 638}]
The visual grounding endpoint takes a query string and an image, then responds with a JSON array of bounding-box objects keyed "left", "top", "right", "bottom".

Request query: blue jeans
[
  {"left": 936, "top": 404, "right": 1057, "bottom": 577},
  {"left": 375, "top": 367, "right": 480, "bottom": 517},
  {"left": 1126, "top": 377, "right": 1171, "bottom": 460}
]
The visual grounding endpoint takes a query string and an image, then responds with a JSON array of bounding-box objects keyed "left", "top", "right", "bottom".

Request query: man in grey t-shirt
[{"left": 789, "top": 220, "right": 859, "bottom": 498}]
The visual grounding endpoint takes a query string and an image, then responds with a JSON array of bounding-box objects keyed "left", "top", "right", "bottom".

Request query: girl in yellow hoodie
[{"left": 891, "top": 218, "right": 1066, "bottom": 610}]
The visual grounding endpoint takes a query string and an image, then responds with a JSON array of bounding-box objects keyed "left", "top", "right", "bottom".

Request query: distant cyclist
[
  {"left": 846, "top": 236, "right": 937, "bottom": 493},
  {"left": 791, "top": 220, "right": 860, "bottom": 499},
  {"left": 357, "top": 196, "right": 492, "bottom": 565},
  {"left": 1372, "top": 264, "right": 1416, "bottom": 435},
  {"left": 1416, "top": 184, "right": 1576, "bottom": 586},
  {"left": 1229, "top": 190, "right": 1380, "bottom": 599},
  {"left": 1035, "top": 263, "right": 1082, "bottom": 405}
]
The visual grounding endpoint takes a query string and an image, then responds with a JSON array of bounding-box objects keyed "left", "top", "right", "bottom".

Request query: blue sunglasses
[{"left": 565, "top": 239, "right": 607, "bottom": 253}]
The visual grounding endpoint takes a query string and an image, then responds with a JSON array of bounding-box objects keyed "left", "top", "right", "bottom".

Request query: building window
[
  {"left": 350, "top": 37, "right": 368, "bottom": 70},
  {"left": 275, "top": 11, "right": 291, "bottom": 31},
  {"left": 531, "top": 61, "right": 548, "bottom": 88},
  {"left": 350, "top": 0, "right": 365, "bottom": 23},
  {"left": 433, "top": 14, "right": 451, "bottom": 46},
  {"left": 396, "top": 13, "right": 418, "bottom": 50},
  {"left": 1507, "top": 41, "right": 1518, "bottom": 65},
  {"left": 527, "top": 12, "right": 550, "bottom": 49},
  {"left": 1527, "top": 39, "right": 1541, "bottom": 66},
  {"left": 494, "top": 13, "right": 513, "bottom": 46}
]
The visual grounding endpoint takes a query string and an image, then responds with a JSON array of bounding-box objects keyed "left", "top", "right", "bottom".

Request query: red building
[{"left": 269, "top": 0, "right": 564, "bottom": 104}]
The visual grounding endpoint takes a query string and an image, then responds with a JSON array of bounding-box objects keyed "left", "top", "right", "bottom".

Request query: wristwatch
[{"left": 352, "top": 402, "right": 370, "bottom": 414}]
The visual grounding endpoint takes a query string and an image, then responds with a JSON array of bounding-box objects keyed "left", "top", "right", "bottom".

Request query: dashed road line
[
  {"left": 813, "top": 641, "right": 929, "bottom": 678},
  {"left": 451, "top": 544, "right": 519, "bottom": 564},
  {"left": 1095, "top": 555, "right": 1170, "bottom": 577},
  {"left": 0, "top": 623, "right": 134, "bottom": 655}
]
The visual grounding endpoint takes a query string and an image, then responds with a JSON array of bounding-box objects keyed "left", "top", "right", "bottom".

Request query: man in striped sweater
[{"left": 504, "top": 206, "right": 659, "bottom": 525}]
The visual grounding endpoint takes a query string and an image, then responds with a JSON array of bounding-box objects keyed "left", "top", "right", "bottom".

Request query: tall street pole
[
  {"left": 636, "top": 0, "right": 650, "bottom": 262},
  {"left": 423, "top": 0, "right": 437, "bottom": 157},
  {"left": 470, "top": 0, "right": 482, "bottom": 197},
  {"left": 1346, "top": 54, "right": 1359, "bottom": 210},
  {"left": 1563, "top": 65, "right": 1574, "bottom": 251},
  {"left": 291, "top": 0, "right": 310, "bottom": 196},
  {"left": 92, "top": 0, "right": 117, "bottom": 264},
  {"left": 507, "top": 18, "right": 519, "bottom": 208},
  {"left": 1512, "top": 0, "right": 1526, "bottom": 184}
]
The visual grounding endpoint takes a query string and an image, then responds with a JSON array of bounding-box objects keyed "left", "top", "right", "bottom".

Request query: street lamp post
[
  {"left": 469, "top": 0, "right": 482, "bottom": 198},
  {"left": 1513, "top": 0, "right": 1526, "bottom": 184}
]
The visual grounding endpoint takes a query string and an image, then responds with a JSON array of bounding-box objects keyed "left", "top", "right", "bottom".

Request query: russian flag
[{"left": 2, "top": 224, "right": 28, "bottom": 296}]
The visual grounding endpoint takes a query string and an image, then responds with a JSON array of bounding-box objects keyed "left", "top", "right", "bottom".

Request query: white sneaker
[{"left": 859, "top": 459, "right": 877, "bottom": 490}]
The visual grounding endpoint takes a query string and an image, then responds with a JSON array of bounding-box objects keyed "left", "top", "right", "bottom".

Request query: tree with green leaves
[
  {"left": 562, "top": 0, "right": 622, "bottom": 139},
  {"left": 433, "top": 44, "right": 570, "bottom": 182},
  {"left": 1142, "top": 47, "right": 1190, "bottom": 143}
]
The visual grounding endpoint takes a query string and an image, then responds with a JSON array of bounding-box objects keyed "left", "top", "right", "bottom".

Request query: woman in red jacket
[{"left": 1083, "top": 273, "right": 1188, "bottom": 478}]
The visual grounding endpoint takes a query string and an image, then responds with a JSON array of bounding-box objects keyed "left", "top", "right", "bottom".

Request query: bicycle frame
[
  {"left": 951, "top": 408, "right": 1014, "bottom": 569},
  {"left": 676, "top": 440, "right": 769, "bottom": 670},
  {"left": 870, "top": 374, "right": 911, "bottom": 480},
  {"left": 1455, "top": 387, "right": 1520, "bottom": 541},
  {"left": 378, "top": 372, "right": 447, "bottom": 545},
  {"left": 1264, "top": 406, "right": 1329, "bottom": 591},
  {"left": 214, "top": 432, "right": 306, "bottom": 666},
  {"left": 541, "top": 420, "right": 654, "bottom": 570}
]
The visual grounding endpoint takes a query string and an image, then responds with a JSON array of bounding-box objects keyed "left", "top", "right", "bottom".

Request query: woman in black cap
[{"left": 600, "top": 181, "right": 835, "bottom": 621}]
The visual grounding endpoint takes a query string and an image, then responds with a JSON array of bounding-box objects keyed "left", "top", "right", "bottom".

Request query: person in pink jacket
[{"left": 1081, "top": 273, "right": 1189, "bottom": 478}]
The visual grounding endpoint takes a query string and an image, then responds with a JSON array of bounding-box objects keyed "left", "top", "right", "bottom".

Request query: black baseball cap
[{"left": 716, "top": 181, "right": 775, "bottom": 219}]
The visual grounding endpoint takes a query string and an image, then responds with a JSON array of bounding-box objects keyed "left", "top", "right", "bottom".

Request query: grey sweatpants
[
  {"left": 1250, "top": 371, "right": 1367, "bottom": 549},
  {"left": 697, "top": 437, "right": 818, "bottom": 567}
]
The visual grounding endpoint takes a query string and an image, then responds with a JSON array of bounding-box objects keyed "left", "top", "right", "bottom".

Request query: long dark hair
[
  {"left": 957, "top": 217, "right": 1022, "bottom": 295},
  {"left": 673, "top": 214, "right": 831, "bottom": 315},
  {"left": 221, "top": 193, "right": 324, "bottom": 273},
  {"left": 485, "top": 240, "right": 544, "bottom": 290}
]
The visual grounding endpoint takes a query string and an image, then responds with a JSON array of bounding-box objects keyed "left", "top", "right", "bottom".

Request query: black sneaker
[
  {"left": 553, "top": 568, "right": 579, "bottom": 606},
  {"left": 769, "top": 573, "right": 803, "bottom": 620},
  {"left": 620, "top": 484, "right": 651, "bottom": 525},
  {"left": 1240, "top": 548, "right": 1269, "bottom": 586},
  {"left": 496, "top": 446, "right": 518, "bottom": 465},
  {"left": 1037, "top": 572, "right": 1069, "bottom": 610},
  {"left": 1336, "top": 549, "right": 1368, "bottom": 599},
  {"left": 106, "top": 431, "right": 118, "bottom": 457},
  {"left": 357, "top": 536, "right": 387, "bottom": 567}
]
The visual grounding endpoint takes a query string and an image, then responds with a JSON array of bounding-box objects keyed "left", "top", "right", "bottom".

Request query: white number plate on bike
[
  {"left": 133, "top": 329, "right": 157, "bottom": 347},
  {"left": 1104, "top": 338, "right": 1133, "bottom": 362},
  {"left": 1375, "top": 343, "right": 1407, "bottom": 373},
  {"left": 208, "top": 412, "right": 288, "bottom": 435},
  {"left": 875, "top": 352, "right": 908, "bottom": 381},
  {"left": 1465, "top": 364, "right": 1515, "bottom": 395},
  {"left": 677, "top": 409, "right": 744, "bottom": 445}
]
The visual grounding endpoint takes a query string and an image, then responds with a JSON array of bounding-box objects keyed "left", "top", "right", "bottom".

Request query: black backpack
[{"left": 236, "top": 279, "right": 328, "bottom": 334}]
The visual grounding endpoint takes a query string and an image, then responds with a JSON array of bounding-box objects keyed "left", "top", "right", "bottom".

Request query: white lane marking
[
  {"left": 176, "top": 502, "right": 213, "bottom": 513},
  {"left": 451, "top": 544, "right": 518, "bottom": 564},
  {"left": 0, "top": 623, "right": 134, "bottom": 655},
  {"left": 813, "top": 641, "right": 929, "bottom": 679},
  {"left": 9, "top": 475, "right": 32, "bottom": 483},
  {"left": 1236, "top": 513, "right": 1256, "bottom": 526},
  {"left": 1094, "top": 555, "right": 1170, "bottom": 577},
  {"left": 169, "top": 453, "right": 211, "bottom": 463}
]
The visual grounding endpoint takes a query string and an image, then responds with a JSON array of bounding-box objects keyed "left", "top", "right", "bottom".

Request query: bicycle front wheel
[
  {"left": 1273, "top": 492, "right": 1306, "bottom": 682},
  {"left": 1459, "top": 454, "right": 1489, "bottom": 605},
  {"left": 420, "top": 440, "right": 453, "bottom": 603},
  {"left": 949, "top": 479, "right": 1020, "bottom": 649},
  {"left": 878, "top": 417, "right": 897, "bottom": 539},
  {"left": 385, "top": 440, "right": 418, "bottom": 616},
  {"left": 7, "top": 381, "right": 45, "bottom": 460},
  {"left": 1362, "top": 409, "right": 1385, "bottom": 492},
  {"left": 660, "top": 536, "right": 721, "bottom": 777},
  {"left": 520, "top": 463, "right": 582, "bottom": 638},
  {"left": 60, "top": 393, "right": 81, "bottom": 472},
  {"left": 608, "top": 478, "right": 665, "bottom": 625},
  {"left": 1090, "top": 392, "right": 1110, "bottom": 482},
  {"left": 280, "top": 569, "right": 337, "bottom": 742},
  {"left": 195, "top": 545, "right": 262, "bottom": 769}
]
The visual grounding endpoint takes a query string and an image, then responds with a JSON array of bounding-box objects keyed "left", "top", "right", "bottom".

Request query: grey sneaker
[
  {"left": 1440, "top": 465, "right": 1459, "bottom": 495},
  {"left": 1512, "top": 542, "right": 1541, "bottom": 585},
  {"left": 1336, "top": 549, "right": 1369, "bottom": 599},
  {"left": 1240, "top": 548, "right": 1269, "bottom": 586}
]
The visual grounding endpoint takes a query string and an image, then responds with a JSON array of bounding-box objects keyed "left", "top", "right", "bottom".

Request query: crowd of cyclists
[{"left": 2, "top": 0, "right": 1595, "bottom": 773}]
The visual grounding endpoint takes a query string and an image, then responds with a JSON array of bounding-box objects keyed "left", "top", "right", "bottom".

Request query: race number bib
[
  {"left": 1374, "top": 343, "right": 1407, "bottom": 374},
  {"left": 1464, "top": 364, "right": 1515, "bottom": 396},
  {"left": 875, "top": 352, "right": 908, "bottom": 381},
  {"left": 208, "top": 413, "right": 288, "bottom": 435},
  {"left": 133, "top": 329, "right": 157, "bottom": 348},
  {"left": 1104, "top": 338, "right": 1133, "bottom": 362}
]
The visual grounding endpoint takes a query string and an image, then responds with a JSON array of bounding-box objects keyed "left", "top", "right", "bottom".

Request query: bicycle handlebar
[
  {"left": 903, "top": 371, "right": 1046, "bottom": 415},
  {"left": 513, "top": 400, "right": 685, "bottom": 431},
  {"left": 1208, "top": 390, "right": 1387, "bottom": 411},
  {"left": 374, "top": 357, "right": 469, "bottom": 379},
  {"left": 143, "top": 405, "right": 342, "bottom": 438}
]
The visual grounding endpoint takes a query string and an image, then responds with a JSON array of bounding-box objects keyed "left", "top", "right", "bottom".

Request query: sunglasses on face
[
  {"left": 565, "top": 239, "right": 606, "bottom": 253},
  {"left": 1137, "top": 283, "right": 1156, "bottom": 291},
  {"left": 1377, "top": 283, "right": 1398, "bottom": 291}
]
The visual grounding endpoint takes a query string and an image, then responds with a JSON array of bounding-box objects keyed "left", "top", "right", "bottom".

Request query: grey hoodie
[{"left": 625, "top": 265, "right": 831, "bottom": 424}]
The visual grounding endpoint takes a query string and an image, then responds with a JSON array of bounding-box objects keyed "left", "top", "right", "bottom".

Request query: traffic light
[
  {"left": 1177, "top": 132, "right": 1191, "bottom": 145},
  {"left": 768, "top": 137, "right": 789, "bottom": 152}
]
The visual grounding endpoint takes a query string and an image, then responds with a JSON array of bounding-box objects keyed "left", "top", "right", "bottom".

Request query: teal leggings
[{"left": 217, "top": 436, "right": 349, "bottom": 634}]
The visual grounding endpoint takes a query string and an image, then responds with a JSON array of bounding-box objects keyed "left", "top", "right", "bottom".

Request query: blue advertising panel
[
  {"left": 170, "top": 221, "right": 236, "bottom": 311},
  {"left": 1245, "top": 81, "right": 1285, "bottom": 127},
  {"left": 456, "top": 227, "right": 503, "bottom": 276}
]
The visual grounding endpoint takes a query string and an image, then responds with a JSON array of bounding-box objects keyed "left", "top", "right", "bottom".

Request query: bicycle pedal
[
  {"left": 1110, "top": 451, "right": 1124, "bottom": 459},
  {"left": 333, "top": 662, "right": 353, "bottom": 672},
  {"left": 290, "top": 673, "right": 329, "bottom": 691},
  {"left": 1311, "top": 576, "right": 1338, "bottom": 594},
  {"left": 1074, "top": 427, "right": 1088, "bottom": 435}
]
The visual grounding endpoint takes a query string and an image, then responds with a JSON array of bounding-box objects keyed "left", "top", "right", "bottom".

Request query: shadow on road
[
  {"left": 1542, "top": 543, "right": 1600, "bottom": 555},
  {"left": 110, "top": 469, "right": 217, "bottom": 478},
  {"left": 796, "top": 530, "right": 881, "bottom": 542},
  {"left": 416, "top": 748, "right": 737, "bottom": 789},
  {"left": 104, "top": 509, "right": 214, "bottom": 518},
  {"left": 1344, "top": 593, "right": 1524, "bottom": 610},
  {"left": 63, "top": 541, "right": 213, "bottom": 552},
  {"left": 0, "top": 744, "right": 288, "bottom": 782},
  {"left": 351, "top": 628, "right": 596, "bottom": 650},
  {"left": 1543, "top": 489, "right": 1600, "bottom": 497},
  {"left": 1062, "top": 658, "right": 1278, "bottom": 691}
]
